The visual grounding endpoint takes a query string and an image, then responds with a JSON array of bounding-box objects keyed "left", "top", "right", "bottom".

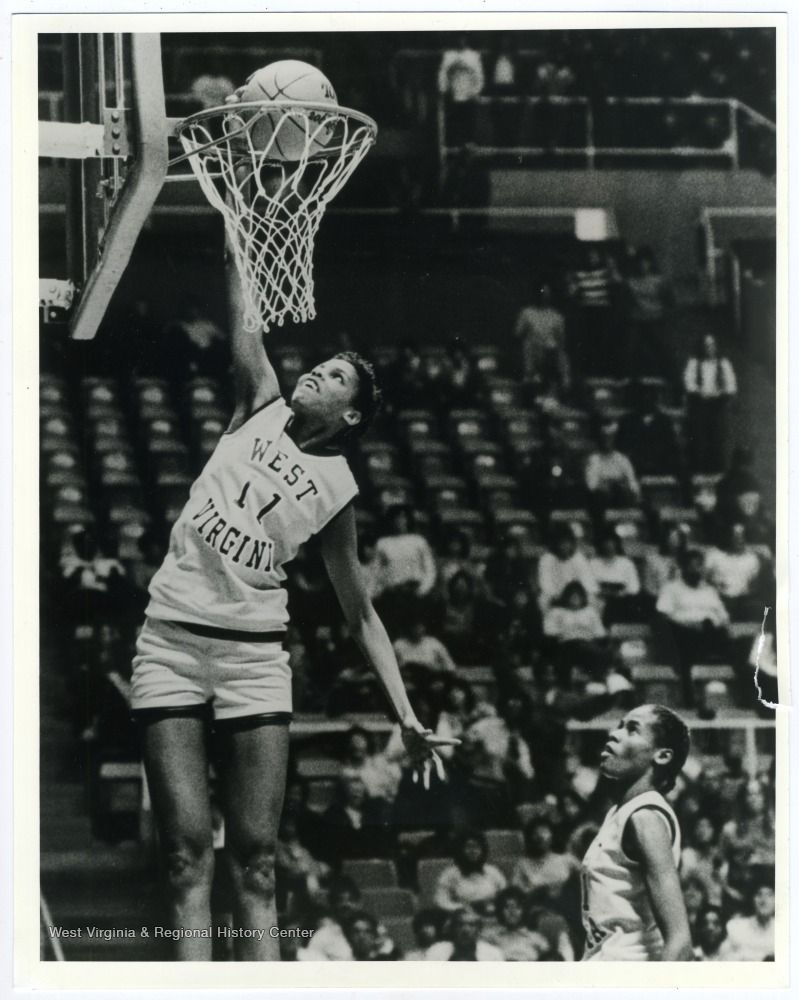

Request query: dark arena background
[{"left": 38, "top": 28, "right": 778, "bottom": 962}]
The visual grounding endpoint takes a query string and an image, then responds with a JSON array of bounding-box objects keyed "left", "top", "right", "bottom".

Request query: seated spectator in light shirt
[
  {"left": 589, "top": 529, "right": 641, "bottom": 598},
  {"left": 482, "top": 888, "right": 550, "bottom": 961},
  {"left": 655, "top": 548, "right": 730, "bottom": 705},
  {"left": 340, "top": 726, "right": 403, "bottom": 806},
  {"left": 718, "top": 880, "right": 775, "bottom": 961},
  {"left": 510, "top": 819, "right": 579, "bottom": 900},
  {"left": 433, "top": 832, "right": 507, "bottom": 913},
  {"left": 704, "top": 522, "right": 765, "bottom": 615},
  {"left": 394, "top": 617, "right": 457, "bottom": 677},
  {"left": 375, "top": 505, "right": 438, "bottom": 597},
  {"left": 656, "top": 550, "right": 730, "bottom": 629},
  {"left": 585, "top": 422, "right": 641, "bottom": 509},
  {"left": 543, "top": 582, "right": 607, "bottom": 644},
  {"left": 537, "top": 525, "right": 599, "bottom": 612},
  {"left": 426, "top": 907, "right": 505, "bottom": 961}
]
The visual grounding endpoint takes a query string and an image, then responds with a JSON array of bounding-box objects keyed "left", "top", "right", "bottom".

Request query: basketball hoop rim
[{"left": 170, "top": 100, "right": 378, "bottom": 168}]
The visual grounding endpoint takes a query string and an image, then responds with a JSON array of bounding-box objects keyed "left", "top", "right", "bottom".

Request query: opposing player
[
  {"left": 130, "top": 245, "right": 456, "bottom": 961},
  {"left": 580, "top": 704, "right": 694, "bottom": 961}
]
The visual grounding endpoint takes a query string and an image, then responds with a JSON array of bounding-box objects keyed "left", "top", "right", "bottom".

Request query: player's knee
[
  {"left": 229, "top": 840, "right": 277, "bottom": 900},
  {"left": 164, "top": 836, "right": 214, "bottom": 894}
]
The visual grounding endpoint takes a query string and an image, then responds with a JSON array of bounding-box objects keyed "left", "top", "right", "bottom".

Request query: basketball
[{"left": 239, "top": 60, "right": 338, "bottom": 160}]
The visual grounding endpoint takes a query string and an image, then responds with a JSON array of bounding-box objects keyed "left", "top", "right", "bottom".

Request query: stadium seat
[
  {"left": 305, "top": 778, "right": 336, "bottom": 814},
  {"left": 485, "top": 829, "right": 525, "bottom": 863},
  {"left": 380, "top": 916, "right": 416, "bottom": 954},
  {"left": 296, "top": 756, "right": 341, "bottom": 779},
  {"left": 342, "top": 858, "right": 398, "bottom": 889},
  {"left": 604, "top": 507, "right": 648, "bottom": 541},
  {"left": 640, "top": 475, "right": 683, "bottom": 511},
  {"left": 630, "top": 664, "right": 682, "bottom": 705},
  {"left": 416, "top": 858, "right": 452, "bottom": 904},
  {"left": 360, "top": 887, "right": 417, "bottom": 918}
]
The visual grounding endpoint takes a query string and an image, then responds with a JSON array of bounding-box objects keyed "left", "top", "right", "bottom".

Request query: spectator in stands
[
  {"left": 693, "top": 905, "right": 727, "bottom": 961},
  {"left": 542, "top": 582, "right": 607, "bottom": 670},
  {"left": 438, "top": 526, "right": 483, "bottom": 594},
  {"left": 589, "top": 529, "right": 642, "bottom": 622},
  {"left": 296, "top": 876, "right": 363, "bottom": 961},
  {"left": 532, "top": 54, "right": 576, "bottom": 152},
  {"left": 465, "top": 689, "right": 536, "bottom": 800},
  {"left": 162, "top": 296, "right": 227, "bottom": 378},
  {"left": 723, "top": 485, "right": 775, "bottom": 555},
  {"left": 526, "top": 889, "right": 576, "bottom": 961},
  {"left": 567, "top": 244, "right": 619, "bottom": 376},
  {"left": 319, "top": 774, "right": 391, "bottom": 862},
  {"left": 276, "top": 812, "right": 331, "bottom": 914},
  {"left": 641, "top": 522, "right": 693, "bottom": 606},
  {"left": 440, "top": 143, "right": 491, "bottom": 224},
  {"left": 488, "top": 35, "right": 522, "bottom": 147},
  {"left": 426, "top": 907, "right": 505, "bottom": 961},
  {"left": 499, "top": 585, "right": 543, "bottom": 661},
  {"left": 682, "top": 874, "right": 710, "bottom": 938},
  {"left": 584, "top": 421, "right": 641, "bottom": 512},
  {"left": 719, "top": 780, "right": 775, "bottom": 869},
  {"left": 683, "top": 333, "right": 738, "bottom": 473},
  {"left": 510, "top": 819, "right": 578, "bottom": 901},
  {"left": 704, "top": 522, "right": 767, "bottom": 619},
  {"left": 438, "top": 341, "right": 478, "bottom": 409},
  {"left": 655, "top": 548, "right": 731, "bottom": 705},
  {"left": 719, "top": 879, "right": 775, "bottom": 961},
  {"left": 60, "top": 526, "right": 127, "bottom": 625},
  {"left": 386, "top": 341, "right": 428, "bottom": 409},
  {"left": 623, "top": 248, "right": 672, "bottom": 376},
  {"left": 435, "top": 678, "right": 478, "bottom": 760},
  {"left": 537, "top": 525, "right": 599, "bottom": 612},
  {"left": 715, "top": 446, "right": 761, "bottom": 524},
  {"left": 681, "top": 815, "right": 725, "bottom": 907},
  {"left": 437, "top": 35, "right": 484, "bottom": 149},
  {"left": 433, "top": 831, "right": 507, "bottom": 912},
  {"left": 484, "top": 532, "right": 535, "bottom": 606},
  {"left": 439, "top": 570, "right": 498, "bottom": 664},
  {"left": 128, "top": 527, "right": 166, "bottom": 618},
  {"left": 344, "top": 911, "right": 400, "bottom": 960},
  {"left": 393, "top": 616, "right": 457, "bottom": 678},
  {"left": 616, "top": 380, "right": 683, "bottom": 478},
  {"left": 403, "top": 909, "right": 446, "bottom": 960},
  {"left": 282, "top": 777, "right": 326, "bottom": 861},
  {"left": 514, "top": 283, "right": 570, "bottom": 396},
  {"left": 483, "top": 887, "right": 550, "bottom": 961},
  {"left": 374, "top": 505, "right": 438, "bottom": 632},
  {"left": 341, "top": 725, "right": 403, "bottom": 806}
]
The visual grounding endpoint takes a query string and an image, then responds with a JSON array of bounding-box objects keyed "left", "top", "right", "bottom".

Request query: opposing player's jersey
[
  {"left": 146, "top": 397, "right": 358, "bottom": 631},
  {"left": 580, "top": 790, "right": 680, "bottom": 961}
]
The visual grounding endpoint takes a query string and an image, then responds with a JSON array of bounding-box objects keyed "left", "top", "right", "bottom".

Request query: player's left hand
[{"left": 400, "top": 720, "right": 460, "bottom": 790}]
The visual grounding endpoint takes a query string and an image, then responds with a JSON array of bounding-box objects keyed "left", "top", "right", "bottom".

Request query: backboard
[{"left": 39, "top": 33, "right": 169, "bottom": 339}]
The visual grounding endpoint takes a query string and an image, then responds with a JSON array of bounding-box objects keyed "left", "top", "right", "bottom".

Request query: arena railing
[{"left": 436, "top": 95, "right": 775, "bottom": 180}]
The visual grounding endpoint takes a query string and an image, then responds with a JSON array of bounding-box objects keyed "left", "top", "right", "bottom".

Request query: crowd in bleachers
[{"left": 40, "top": 236, "right": 776, "bottom": 960}]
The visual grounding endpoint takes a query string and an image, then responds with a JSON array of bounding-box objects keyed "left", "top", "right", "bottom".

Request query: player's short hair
[
  {"left": 333, "top": 350, "right": 382, "bottom": 441},
  {"left": 648, "top": 704, "right": 690, "bottom": 793}
]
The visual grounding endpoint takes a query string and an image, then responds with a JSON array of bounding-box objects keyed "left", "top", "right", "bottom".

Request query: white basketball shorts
[{"left": 131, "top": 617, "right": 292, "bottom": 722}]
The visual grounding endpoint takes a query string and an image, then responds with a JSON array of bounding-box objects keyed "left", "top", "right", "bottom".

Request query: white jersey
[
  {"left": 146, "top": 397, "right": 358, "bottom": 631},
  {"left": 580, "top": 790, "right": 680, "bottom": 961}
]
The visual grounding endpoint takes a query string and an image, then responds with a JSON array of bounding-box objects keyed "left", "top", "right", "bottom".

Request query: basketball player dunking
[
  {"left": 580, "top": 705, "right": 694, "bottom": 961},
  {"left": 129, "top": 246, "right": 457, "bottom": 961}
]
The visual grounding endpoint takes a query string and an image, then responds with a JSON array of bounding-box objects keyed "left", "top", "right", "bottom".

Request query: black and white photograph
[{"left": 9, "top": 5, "right": 791, "bottom": 991}]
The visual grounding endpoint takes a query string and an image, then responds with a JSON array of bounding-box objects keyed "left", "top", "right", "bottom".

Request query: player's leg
[
  {"left": 214, "top": 717, "right": 290, "bottom": 960},
  {"left": 139, "top": 711, "right": 215, "bottom": 960}
]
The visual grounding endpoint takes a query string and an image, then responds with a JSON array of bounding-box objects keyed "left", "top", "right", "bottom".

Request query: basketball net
[{"left": 176, "top": 102, "right": 376, "bottom": 333}]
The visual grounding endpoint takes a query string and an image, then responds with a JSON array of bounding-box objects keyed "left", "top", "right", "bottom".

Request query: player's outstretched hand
[{"left": 400, "top": 719, "right": 460, "bottom": 790}]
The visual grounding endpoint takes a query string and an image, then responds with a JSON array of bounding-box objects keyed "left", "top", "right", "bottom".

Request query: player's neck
[
  {"left": 617, "top": 773, "right": 657, "bottom": 805},
  {"left": 286, "top": 413, "right": 340, "bottom": 455}
]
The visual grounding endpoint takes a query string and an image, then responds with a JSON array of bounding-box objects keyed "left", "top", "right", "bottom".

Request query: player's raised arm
[
  {"left": 225, "top": 232, "right": 281, "bottom": 426},
  {"left": 320, "top": 503, "right": 459, "bottom": 768},
  {"left": 628, "top": 809, "right": 694, "bottom": 961}
]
